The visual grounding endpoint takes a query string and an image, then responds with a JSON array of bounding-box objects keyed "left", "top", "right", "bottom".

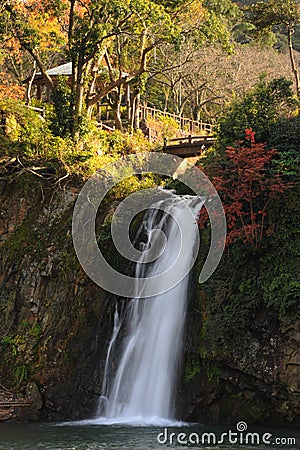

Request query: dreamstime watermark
[
  {"left": 72, "top": 152, "right": 226, "bottom": 297},
  {"left": 157, "top": 421, "right": 297, "bottom": 447}
]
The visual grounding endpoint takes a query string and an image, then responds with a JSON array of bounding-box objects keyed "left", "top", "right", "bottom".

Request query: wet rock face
[
  {"left": 278, "top": 318, "right": 300, "bottom": 421},
  {"left": 0, "top": 172, "right": 299, "bottom": 425},
  {"left": 181, "top": 274, "right": 300, "bottom": 426},
  {"left": 0, "top": 383, "right": 42, "bottom": 422},
  {"left": 0, "top": 175, "right": 115, "bottom": 421}
]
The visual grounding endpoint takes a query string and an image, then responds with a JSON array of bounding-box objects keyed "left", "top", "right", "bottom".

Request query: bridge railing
[
  {"left": 25, "top": 105, "right": 46, "bottom": 117},
  {"left": 164, "top": 135, "right": 215, "bottom": 145},
  {"left": 139, "top": 105, "right": 215, "bottom": 135},
  {"left": 163, "top": 134, "right": 216, "bottom": 157}
]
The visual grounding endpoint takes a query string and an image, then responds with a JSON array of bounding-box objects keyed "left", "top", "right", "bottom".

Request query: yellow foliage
[{"left": 177, "top": 0, "right": 206, "bottom": 29}]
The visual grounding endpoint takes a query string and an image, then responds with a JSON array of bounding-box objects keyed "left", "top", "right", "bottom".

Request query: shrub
[
  {"left": 198, "top": 129, "right": 293, "bottom": 251},
  {"left": 146, "top": 115, "right": 181, "bottom": 142},
  {"left": 217, "top": 76, "right": 296, "bottom": 150},
  {"left": 0, "top": 98, "right": 52, "bottom": 156},
  {"left": 0, "top": 99, "right": 153, "bottom": 177}
]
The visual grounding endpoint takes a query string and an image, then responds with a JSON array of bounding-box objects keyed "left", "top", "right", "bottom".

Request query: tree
[
  {"left": 198, "top": 129, "right": 293, "bottom": 251},
  {"left": 146, "top": 42, "right": 293, "bottom": 123},
  {"left": 248, "top": 0, "right": 300, "bottom": 97},
  {"left": 0, "top": 0, "right": 207, "bottom": 137},
  {"left": 217, "top": 76, "right": 296, "bottom": 149}
]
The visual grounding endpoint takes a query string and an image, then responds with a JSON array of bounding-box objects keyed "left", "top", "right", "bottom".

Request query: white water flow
[{"left": 96, "top": 195, "right": 201, "bottom": 426}]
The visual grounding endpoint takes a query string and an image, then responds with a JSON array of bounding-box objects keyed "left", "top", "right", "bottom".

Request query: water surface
[{"left": 0, "top": 422, "right": 299, "bottom": 450}]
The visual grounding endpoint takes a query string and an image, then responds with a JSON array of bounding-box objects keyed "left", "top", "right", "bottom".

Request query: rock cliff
[{"left": 0, "top": 165, "right": 299, "bottom": 425}]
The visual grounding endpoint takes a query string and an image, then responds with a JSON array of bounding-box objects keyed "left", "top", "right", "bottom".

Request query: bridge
[
  {"left": 163, "top": 134, "right": 215, "bottom": 158},
  {"left": 138, "top": 106, "right": 215, "bottom": 157},
  {"left": 24, "top": 103, "right": 216, "bottom": 158},
  {"left": 139, "top": 105, "right": 214, "bottom": 136}
]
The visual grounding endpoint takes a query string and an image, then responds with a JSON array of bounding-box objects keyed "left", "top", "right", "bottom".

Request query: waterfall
[{"left": 96, "top": 194, "right": 201, "bottom": 425}]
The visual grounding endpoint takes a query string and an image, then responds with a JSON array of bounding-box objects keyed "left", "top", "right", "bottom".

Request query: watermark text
[{"left": 157, "top": 422, "right": 297, "bottom": 446}]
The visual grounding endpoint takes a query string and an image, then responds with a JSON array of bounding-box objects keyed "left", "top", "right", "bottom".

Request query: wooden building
[
  {"left": 23, "top": 62, "right": 132, "bottom": 128},
  {"left": 24, "top": 62, "right": 73, "bottom": 103}
]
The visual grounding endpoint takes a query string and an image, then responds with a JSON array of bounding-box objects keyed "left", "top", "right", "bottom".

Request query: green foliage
[
  {"left": 15, "top": 365, "right": 28, "bottom": 386},
  {"left": 197, "top": 185, "right": 300, "bottom": 342},
  {"left": 146, "top": 115, "right": 180, "bottom": 141},
  {"left": 97, "top": 129, "right": 152, "bottom": 155},
  {"left": 185, "top": 359, "right": 221, "bottom": 383},
  {"left": 198, "top": 247, "right": 261, "bottom": 339},
  {"left": 217, "top": 76, "right": 296, "bottom": 150},
  {"left": 108, "top": 173, "right": 160, "bottom": 201},
  {"left": 247, "top": 0, "right": 300, "bottom": 31},
  {"left": 0, "top": 98, "right": 154, "bottom": 178},
  {"left": 198, "top": 0, "right": 242, "bottom": 51},
  {"left": 50, "top": 76, "right": 73, "bottom": 137},
  {"left": 0, "top": 319, "right": 42, "bottom": 388},
  {"left": 203, "top": 360, "right": 222, "bottom": 382},
  {"left": 259, "top": 188, "right": 300, "bottom": 317},
  {"left": 0, "top": 98, "right": 52, "bottom": 156},
  {"left": 185, "top": 361, "right": 201, "bottom": 383},
  {"left": 30, "top": 324, "right": 42, "bottom": 338},
  {"left": 268, "top": 116, "right": 300, "bottom": 179},
  {"left": 164, "top": 177, "right": 195, "bottom": 195}
]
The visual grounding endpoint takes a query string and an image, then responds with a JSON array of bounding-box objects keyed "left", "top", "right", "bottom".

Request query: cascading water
[{"left": 96, "top": 194, "right": 201, "bottom": 425}]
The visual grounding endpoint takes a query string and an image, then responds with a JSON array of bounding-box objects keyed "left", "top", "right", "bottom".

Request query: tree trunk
[
  {"left": 288, "top": 27, "right": 300, "bottom": 98},
  {"left": 111, "top": 87, "right": 123, "bottom": 130},
  {"left": 25, "top": 61, "right": 36, "bottom": 104},
  {"left": 125, "top": 83, "right": 131, "bottom": 125},
  {"left": 72, "top": 51, "right": 85, "bottom": 139},
  {"left": 68, "top": 0, "right": 75, "bottom": 44},
  {"left": 133, "top": 92, "right": 140, "bottom": 129},
  {"left": 86, "top": 104, "right": 94, "bottom": 120},
  {"left": 113, "top": 107, "right": 123, "bottom": 131}
]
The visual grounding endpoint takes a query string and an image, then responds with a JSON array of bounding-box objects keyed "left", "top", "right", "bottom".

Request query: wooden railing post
[{"left": 140, "top": 105, "right": 214, "bottom": 138}]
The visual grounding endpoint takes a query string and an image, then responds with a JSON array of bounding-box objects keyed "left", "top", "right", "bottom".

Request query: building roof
[
  {"left": 23, "top": 62, "right": 72, "bottom": 83},
  {"left": 38, "top": 62, "right": 72, "bottom": 76},
  {"left": 25, "top": 61, "right": 128, "bottom": 84}
]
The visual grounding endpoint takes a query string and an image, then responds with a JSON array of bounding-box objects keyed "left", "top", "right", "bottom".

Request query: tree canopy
[
  {"left": 0, "top": 0, "right": 297, "bottom": 137},
  {"left": 0, "top": 0, "right": 248, "bottom": 137}
]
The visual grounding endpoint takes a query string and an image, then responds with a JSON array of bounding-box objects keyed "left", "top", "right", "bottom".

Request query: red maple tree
[{"left": 198, "top": 129, "right": 292, "bottom": 251}]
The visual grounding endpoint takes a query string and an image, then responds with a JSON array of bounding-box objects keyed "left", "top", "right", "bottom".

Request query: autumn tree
[
  {"left": 1, "top": 0, "right": 212, "bottom": 137},
  {"left": 198, "top": 129, "right": 292, "bottom": 251}
]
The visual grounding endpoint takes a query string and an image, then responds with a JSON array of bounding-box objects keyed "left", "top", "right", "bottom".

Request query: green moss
[
  {"left": 4, "top": 219, "right": 32, "bottom": 261},
  {"left": 258, "top": 189, "right": 300, "bottom": 317},
  {"left": 4, "top": 218, "right": 46, "bottom": 264},
  {"left": 185, "top": 361, "right": 201, "bottom": 383},
  {"left": 15, "top": 364, "right": 28, "bottom": 386},
  {"left": 204, "top": 361, "right": 222, "bottom": 383},
  {"left": 184, "top": 358, "right": 222, "bottom": 384}
]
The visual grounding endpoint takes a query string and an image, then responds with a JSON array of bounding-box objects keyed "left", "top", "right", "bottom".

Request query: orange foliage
[{"left": 0, "top": 84, "right": 25, "bottom": 101}]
